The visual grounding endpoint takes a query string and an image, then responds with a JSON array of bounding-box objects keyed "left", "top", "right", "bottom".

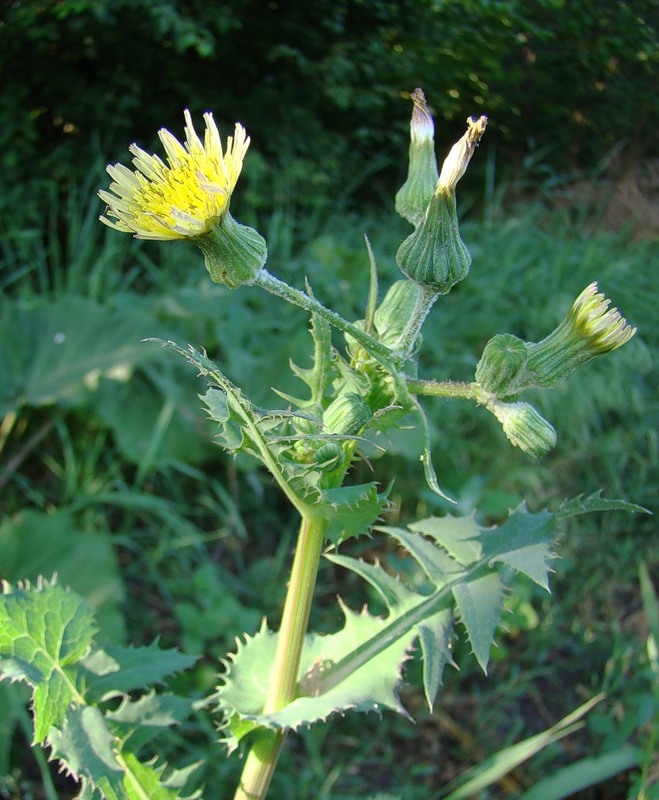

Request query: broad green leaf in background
[
  {"left": 0, "top": 508, "right": 125, "bottom": 642},
  {"left": 0, "top": 296, "right": 164, "bottom": 415}
]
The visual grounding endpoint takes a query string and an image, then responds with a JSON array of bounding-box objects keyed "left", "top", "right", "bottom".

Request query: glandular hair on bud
[
  {"left": 323, "top": 392, "right": 372, "bottom": 436},
  {"left": 195, "top": 211, "right": 267, "bottom": 289},
  {"left": 475, "top": 334, "right": 528, "bottom": 395}
]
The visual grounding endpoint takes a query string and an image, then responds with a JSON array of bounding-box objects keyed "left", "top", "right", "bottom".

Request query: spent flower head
[
  {"left": 396, "top": 113, "right": 487, "bottom": 294},
  {"left": 395, "top": 88, "right": 439, "bottom": 226},
  {"left": 99, "top": 111, "right": 266, "bottom": 287}
]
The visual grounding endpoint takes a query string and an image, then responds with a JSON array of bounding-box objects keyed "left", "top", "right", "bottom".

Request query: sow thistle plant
[{"left": 0, "top": 89, "right": 644, "bottom": 800}]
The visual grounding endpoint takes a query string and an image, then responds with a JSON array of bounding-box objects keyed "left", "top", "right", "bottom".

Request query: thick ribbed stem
[{"left": 233, "top": 515, "right": 327, "bottom": 800}]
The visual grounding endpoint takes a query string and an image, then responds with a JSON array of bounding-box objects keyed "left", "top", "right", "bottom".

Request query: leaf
[
  {"left": 417, "top": 610, "right": 455, "bottom": 709},
  {"left": 48, "top": 706, "right": 124, "bottom": 800},
  {"left": 480, "top": 505, "right": 556, "bottom": 590},
  {"left": 320, "top": 483, "right": 389, "bottom": 545},
  {"left": 49, "top": 707, "right": 189, "bottom": 800},
  {"left": 452, "top": 572, "right": 505, "bottom": 673},
  {"left": 331, "top": 505, "right": 557, "bottom": 705},
  {"left": 118, "top": 751, "right": 188, "bottom": 800},
  {"left": 217, "top": 605, "right": 414, "bottom": 751},
  {"left": 0, "top": 579, "right": 96, "bottom": 742},
  {"left": 0, "top": 296, "right": 163, "bottom": 415},
  {"left": 409, "top": 513, "right": 483, "bottom": 565},
  {"left": 81, "top": 643, "right": 198, "bottom": 702},
  {"left": 106, "top": 691, "right": 199, "bottom": 752},
  {"left": 557, "top": 491, "right": 651, "bottom": 520}
]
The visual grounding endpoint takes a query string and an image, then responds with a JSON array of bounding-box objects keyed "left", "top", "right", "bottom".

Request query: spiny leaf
[
  {"left": 330, "top": 505, "right": 557, "bottom": 705},
  {"left": 453, "top": 572, "right": 505, "bottom": 673},
  {"left": 217, "top": 604, "right": 414, "bottom": 751},
  {"left": 417, "top": 610, "right": 455, "bottom": 710},
  {"left": 480, "top": 506, "right": 556, "bottom": 590},
  {"left": 286, "top": 314, "right": 335, "bottom": 406},
  {"left": 0, "top": 579, "right": 95, "bottom": 742},
  {"left": 407, "top": 513, "right": 483, "bottom": 566},
  {"left": 81, "top": 643, "right": 198, "bottom": 703},
  {"left": 106, "top": 691, "right": 199, "bottom": 752},
  {"left": 557, "top": 491, "right": 651, "bottom": 520},
  {"left": 48, "top": 705, "right": 124, "bottom": 800},
  {"left": 119, "top": 751, "right": 191, "bottom": 800},
  {"left": 49, "top": 706, "right": 192, "bottom": 800},
  {"left": 320, "top": 483, "right": 390, "bottom": 545}
]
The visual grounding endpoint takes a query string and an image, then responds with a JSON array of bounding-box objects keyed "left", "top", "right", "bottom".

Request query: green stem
[
  {"left": 233, "top": 515, "right": 327, "bottom": 800},
  {"left": 253, "top": 269, "right": 395, "bottom": 364},
  {"left": 406, "top": 378, "right": 480, "bottom": 400}
]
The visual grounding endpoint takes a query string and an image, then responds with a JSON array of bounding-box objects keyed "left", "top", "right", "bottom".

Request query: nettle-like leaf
[
  {"left": 0, "top": 578, "right": 96, "bottom": 742},
  {"left": 0, "top": 580, "right": 200, "bottom": 799},
  {"left": 216, "top": 505, "right": 557, "bottom": 745}
]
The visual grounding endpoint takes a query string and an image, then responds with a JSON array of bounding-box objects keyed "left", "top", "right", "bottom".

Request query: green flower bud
[
  {"left": 524, "top": 282, "right": 636, "bottom": 387},
  {"left": 195, "top": 210, "right": 267, "bottom": 288},
  {"left": 395, "top": 189, "right": 471, "bottom": 294},
  {"left": 313, "top": 442, "right": 345, "bottom": 470},
  {"left": 395, "top": 115, "right": 487, "bottom": 294},
  {"left": 323, "top": 392, "right": 372, "bottom": 436},
  {"left": 395, "top": 88, "right": 439, "bottom": 227},
  {"left": 475, "top": 334, "right": 528, "bottom": 395},
  {"left": 489, "top": 400, "right": 557, "bottom": 458},
  {"left": 374, "top": 280, "right": 424, "bottom": 349}
]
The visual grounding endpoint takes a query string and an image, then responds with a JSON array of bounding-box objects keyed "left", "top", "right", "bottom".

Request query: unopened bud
[
  {"left": 489, "top": 400, "right": 557, "bottom": 458},
  {"left": 475, "top": 334, "right": 528, "bottom": 395},
  {"left": 395, "top": 189, "right": 471, "bottom": 294},
  {"left": 374, "top": 280, "right": 424, "bottom": 349},
  {"left": 395, "top": 88, "right": 439, "bottom": 227},
  {"left": 395, "top": 115, "right": 487, "bottom": 295},
  {"left": 323, "top": 392, "right": 372, "bottom": 436}
]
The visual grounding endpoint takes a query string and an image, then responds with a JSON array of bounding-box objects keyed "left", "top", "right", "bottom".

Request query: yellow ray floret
[{"left": 99, "top": 111, "right": 249, "bottom": 240}]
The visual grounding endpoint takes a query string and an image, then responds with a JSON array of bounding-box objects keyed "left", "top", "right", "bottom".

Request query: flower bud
[
  {"left": 395, "top": 88, "right": 439, "bottom": 227},
  {"left": 475, "top": 334, "right": 528, "bottom": 395},
  {"left": 323, "top": 392, "right": 372, "bottom": 436},
  {"left": 374, "top": 280, "right": 424, "bottom": 349},
  {"left": 525, "top": 282, "right": 636, "bottom": 387},
  {"left": 395, "top": 115, "right": 487, "bottom": 295},
  {"left": 395, "top": 190, "right": 471, "bottom": 294},
  {"left": 489, "top": 400, "right": 557, "bottom": 458}
]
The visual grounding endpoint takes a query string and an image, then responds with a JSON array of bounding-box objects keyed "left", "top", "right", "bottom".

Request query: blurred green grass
[{"left": 0, "top": 176, "right": 656, "bottom": 798}]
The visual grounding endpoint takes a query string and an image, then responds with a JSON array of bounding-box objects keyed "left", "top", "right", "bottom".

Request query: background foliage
[
  {"left": 0, "top": 1, "right": 657, "bottom": 798},
  {"left": 0, "top": 0, "right": 657, "bottom": 226}
]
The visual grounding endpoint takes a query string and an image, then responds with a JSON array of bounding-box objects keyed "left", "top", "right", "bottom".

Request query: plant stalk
[
  {"left": 233, "top": 514, "right": 327, "bottom": 800},
  {"left": 253, "top": 269, "right": 395, "bottom": 363}
]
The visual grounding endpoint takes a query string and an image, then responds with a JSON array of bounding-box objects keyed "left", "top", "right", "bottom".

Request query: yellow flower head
[
  {"left": 525, "top": 282, "right": 636, "bottom": 388},
  {"left": 99, "top": 111, "right": 249, "bottom": 240},
  {"left": 567, "top": 282, "right": 637, "bottom": 352}
]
